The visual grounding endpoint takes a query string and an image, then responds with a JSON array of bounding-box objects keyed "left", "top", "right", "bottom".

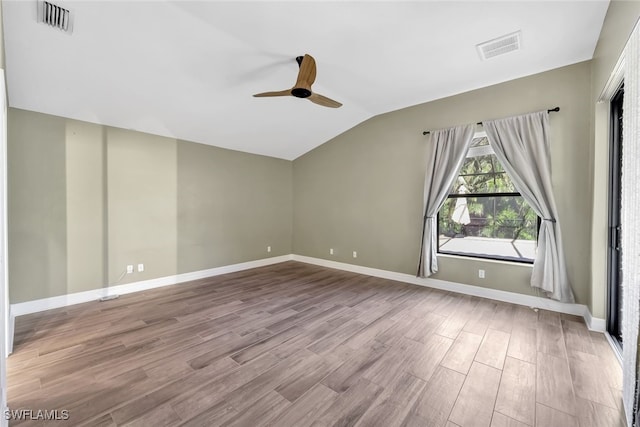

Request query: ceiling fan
[{"left": 253, "top": 54, "right": 342, "bottom": 108}]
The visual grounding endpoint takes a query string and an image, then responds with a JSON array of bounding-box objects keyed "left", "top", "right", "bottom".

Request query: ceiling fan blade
[
  {"left": 253, "top": 89, "right": 291, "bottom": 97},
  {"left": 308, "top": 93, "right": 342, "bottom": 108},
  {"left": 295, "top": 54, "right": 316, "bottom": 88}
]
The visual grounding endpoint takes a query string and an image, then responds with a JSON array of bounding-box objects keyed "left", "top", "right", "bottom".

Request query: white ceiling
[{"left": 2, "top": 1, "right": 609, "bottom": 160}]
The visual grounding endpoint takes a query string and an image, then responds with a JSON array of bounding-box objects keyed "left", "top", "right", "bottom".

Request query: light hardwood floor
[{"left": 7, "top": 261, "right": 625, "bottom": 426}]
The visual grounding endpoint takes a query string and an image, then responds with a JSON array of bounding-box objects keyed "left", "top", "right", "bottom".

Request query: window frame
[{"left": 436, "top": 135, "right": 539, "bottom": 264}]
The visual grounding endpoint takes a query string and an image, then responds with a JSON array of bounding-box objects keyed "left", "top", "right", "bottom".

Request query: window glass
[{"left": 437, "top": 135, "right": 537, "bottom": 263}]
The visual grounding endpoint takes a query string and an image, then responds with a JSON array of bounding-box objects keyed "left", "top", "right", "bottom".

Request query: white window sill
[{"left": 437, "top": 253, "right": 534, "bottom": 268}]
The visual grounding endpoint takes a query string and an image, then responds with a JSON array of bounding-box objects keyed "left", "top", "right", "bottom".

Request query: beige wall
[
  {"left": 65, "top": 120, "right": 105, "bottom": 293},
  {"left": 589, "top": 1, "right": 640, "bottom": 319},
  {"left": 177, "top": 140, "right": 292, "bottom": 273},
  {"left": 106, "top": 128, "right": 179, "bottom": 284},
  {"left": 294, "top": 62, "right": 592, "bottom": 304},
  {"left": 8, "top": 110, "right": 68, "bottom": 303},
  {"left": 8, "top": 108, "right": 292, "bottom": 303}
]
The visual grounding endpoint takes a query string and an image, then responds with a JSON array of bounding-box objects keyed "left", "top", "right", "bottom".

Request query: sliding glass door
[{"left": 607, "top": 83, "right": 624, "bottom": 349}]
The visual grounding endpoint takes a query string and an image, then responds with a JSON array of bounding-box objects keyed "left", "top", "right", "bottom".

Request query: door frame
[
  {"left": 0, "top": 68, "right": 8, "bottom": 427},
  {"left": 598, "top": 50, "right": 625, "bottom": 360}
]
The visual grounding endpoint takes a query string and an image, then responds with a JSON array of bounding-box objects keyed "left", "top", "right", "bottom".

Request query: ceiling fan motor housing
[{"left": 291, "top": 87, "right": 312, "bottom": 98}]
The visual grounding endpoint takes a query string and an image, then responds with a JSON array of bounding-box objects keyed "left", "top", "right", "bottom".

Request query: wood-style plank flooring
[{"left": 7, "top": 261, "right": 625, "bottom": 426}]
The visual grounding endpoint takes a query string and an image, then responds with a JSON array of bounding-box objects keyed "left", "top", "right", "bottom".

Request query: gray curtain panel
[
  {"left": 418, "top": 124, "right": 475, "bottom": 277},
  {"left": 484, "top": 111, "right": 574, "bottom": 303}
]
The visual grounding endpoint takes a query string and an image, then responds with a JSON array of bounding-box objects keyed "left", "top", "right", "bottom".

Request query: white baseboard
[
  {"left": 584, "top": 308, "right": 607, "bottom": 333},
  {"left": 10, "top": 255, "right": 293, "bottom": 319},
  {"left": 291, "top": 255, "right": 605, "bottom": 332},
  {"left": 9, "top": 252, "right": 605, "bottom": 347}
]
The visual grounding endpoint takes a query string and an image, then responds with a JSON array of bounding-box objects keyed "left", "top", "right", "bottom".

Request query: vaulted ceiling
[{"left": 2, "top": 1, "right": 609, "bottom": 160}]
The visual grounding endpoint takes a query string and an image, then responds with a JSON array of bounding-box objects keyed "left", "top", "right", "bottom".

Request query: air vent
[
  {"left": 37, "top": 0, "right": 73, "bottom": 34},
  {"left": 476, "top": 31, "right": 521, "bottom": 60}
]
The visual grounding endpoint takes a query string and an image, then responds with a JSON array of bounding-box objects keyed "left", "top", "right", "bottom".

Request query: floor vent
[
  {"left": 477, "top": 31, "right": 521, "bottom": 60},
  {"left": 37, "top": 0, "right": 73, "bottom": 34}
]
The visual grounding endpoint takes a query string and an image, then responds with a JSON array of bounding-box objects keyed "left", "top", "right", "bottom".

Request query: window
[{"left": 437, "top": 134, "right": 538, "bottom": 263}]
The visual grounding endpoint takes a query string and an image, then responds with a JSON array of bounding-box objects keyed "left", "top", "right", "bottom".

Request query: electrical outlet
[
  {"left": 353, "top": 251, "right": 357, "bottom": 258},
  {"left": 126, "top": 265, "right": 134, "bottom": 274},
  {"left": 267, "top": 246, "right": 271, "bottom": 253},
  {"left": 138, "top": 263, "right": 144, "bottom": 272},
  {"left": 478, "top": 269, "right": 485, "bottom": 279},
  {"left": 330, "top": 248, "right": 334, "bottom": 255}
]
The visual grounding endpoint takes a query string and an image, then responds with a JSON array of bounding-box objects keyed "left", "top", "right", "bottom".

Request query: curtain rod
[{"left": 421, "top": 107, "right": 560, "bottom": 135}]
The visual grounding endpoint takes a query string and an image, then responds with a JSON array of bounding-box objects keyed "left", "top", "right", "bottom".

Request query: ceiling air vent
[
  {"left": 476, "top": 31, "right": 521, "bottom": 61},
  {"left": 37, "top": 0, "right": 73, "bottom": 34}
]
